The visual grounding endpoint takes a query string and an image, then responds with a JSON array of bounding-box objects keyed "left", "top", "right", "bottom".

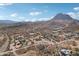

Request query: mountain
[
  {"left": 0, "top": 20, "right": 17, "bottom": 24},
  {"left": 47, "top": 13, "right": 79, "bottom": 31},
  {"left": 0, "top": 13, "right": 79, "bottom": 34},
  {"left": 48, "top": 13, "right": 77, "bottom": 26},
  {"left": 53, "top": 13, "right": 73, "bottom": 20},
  {"left": 0, "top": 20, "right": 18, "bottom": 28}
]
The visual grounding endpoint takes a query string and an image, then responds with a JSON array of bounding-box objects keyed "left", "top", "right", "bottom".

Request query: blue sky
[{"left": 0, "top": 3, "right": 79, "bottom": 22}]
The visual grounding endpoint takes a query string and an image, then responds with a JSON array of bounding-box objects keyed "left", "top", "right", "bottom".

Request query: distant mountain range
[
  {"left": 0, "top": 13, "right": 78, "bottom": 25},
  {"left": 0, "top": 20, "right": 18, "bottom": 28},
  {"left": 0, "top": 13, "right": 79, "bottom": 33},
  {"left": 0, "top": 20, "right": 17, "bottom": 24}
]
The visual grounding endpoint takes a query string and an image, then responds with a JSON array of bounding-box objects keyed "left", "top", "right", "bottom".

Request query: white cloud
[
  {"left": 38, "top": 16, "right": 54, "bottom": 21},
  {"left": 19, "top": 17, "right": 25, "bottom": 19},
  {"left": 29, "top": 11, "right": 42, "bottom": 16},
  {"left": 67, "top": 7, "right": 79, "bottom": 19},
  {"left": 24, "top": 19, "right": 30, "bottom": 22},
  {"left": 38, "top": 18, "right": 50, "bottom": 21},
  {"left": 67, "top": 12, "right": 74, "bottom": 16},
  {"left": 24, "top": 16, "right": 54, "bottom": 22},
  {"left": 50, "top": 16, "right": 54, "bottom": 19},
  {"left": 10, "top": 13, "right": 17, "bottom": 17},
  {"left": 0, "top": 3, "right": 13, "bottom": 9},
  {"left": 24, "top": 18, "right": 37, "bottom": 22},
  {"left": 73, "top": 7, "right": 79, "bottom": 11},
  {"left": 0, "top": 16, "right": 3, "bottom": 18},
  {"left": 67, "top": 12, "right": 76, "bottom": 19},
  {"left": 67, "top": 12, "right": 79, "bottom": 19},
  {"left": 0, "top": 16, "right": 7, "bottom": 20},
  {"left": 0, "top": 3, "right": 13, "bottom": 6},
  {"left": 0, "top": 16, "right": 4, "bottom": 19}
]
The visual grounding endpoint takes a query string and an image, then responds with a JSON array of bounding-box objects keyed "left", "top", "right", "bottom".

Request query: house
[{"left": 60, "top": 48, "right": 71, "bottom": 56}]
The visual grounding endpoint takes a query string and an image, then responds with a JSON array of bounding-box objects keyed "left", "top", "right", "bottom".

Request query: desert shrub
[
  {"left": 71, "top": 48, "right": 79, "bottom": 56},
  {"left": 72, "top": 41, "right": 77, "bottom": 46},
  {"left": 35, "top": 43, "right": 60, "bottom": 56},
  {"left": 0, "top": 52, "right": 15, "bottom": 56},
  {"left": 36, "top": 44, "right": 46, "bottom": 51},
  {"left": 15, "top": 48, "right": 27, "bottom": 55}
]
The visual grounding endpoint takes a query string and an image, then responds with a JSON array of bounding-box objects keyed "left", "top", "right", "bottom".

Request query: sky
[{"left": 0, "top": 3, "right": 79, "bottom": 22}]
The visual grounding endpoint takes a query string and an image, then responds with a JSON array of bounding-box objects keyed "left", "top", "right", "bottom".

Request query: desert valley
[{"left": 0, "top": 13, "right": 79, "bottom": 56}]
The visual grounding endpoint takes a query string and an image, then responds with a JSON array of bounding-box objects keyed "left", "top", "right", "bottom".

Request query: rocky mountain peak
[{"left": 53, "top": 13, "right": 73, "bottom": 20}]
